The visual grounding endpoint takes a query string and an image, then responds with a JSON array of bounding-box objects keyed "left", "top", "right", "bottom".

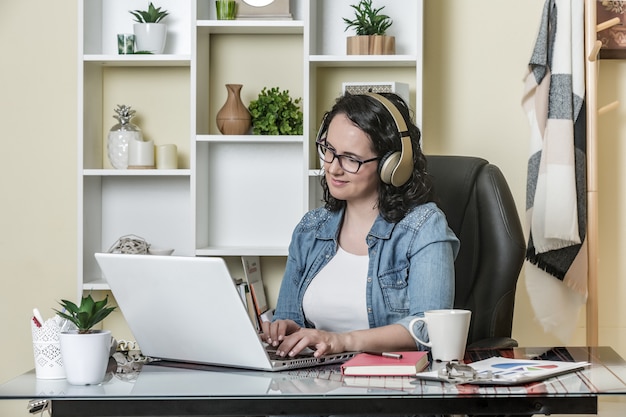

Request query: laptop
[{"left": 95, "top": 253, "right": 356, "bottom": 371}]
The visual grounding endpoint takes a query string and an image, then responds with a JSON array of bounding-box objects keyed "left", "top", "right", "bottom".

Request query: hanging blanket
[{"left": 522, "top": 0, "right": 587, "bottom": 340}]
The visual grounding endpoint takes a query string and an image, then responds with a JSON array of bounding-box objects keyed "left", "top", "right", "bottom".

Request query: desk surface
[{"left": 2, "top": 346, "right": 626, "bottom": 416}]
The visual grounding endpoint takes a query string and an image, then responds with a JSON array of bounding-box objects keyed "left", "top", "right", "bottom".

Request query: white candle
[
  {"left": 128, "top": 139, "right": 155, "bottom": 168},
  {"left": 156, "top": 144, "right": 178, "bottom": 169}
]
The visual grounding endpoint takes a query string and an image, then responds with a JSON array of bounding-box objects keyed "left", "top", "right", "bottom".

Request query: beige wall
[
  {"left": 0, "top": 2, "right": 78, "bottom": 414},
  {"left": 421, "top": 0, "right": 586, "bottom": 347},
  {"left": 2, "top": 0, "right": 624, "bottom": 414}
]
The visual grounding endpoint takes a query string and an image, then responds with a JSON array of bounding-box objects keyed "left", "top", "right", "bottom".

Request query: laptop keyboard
[
  {"left": 265, "top": 346, "right": 315, "bottom": 361},
  {"left": 263, "top": 343, "right": 357, "bottom": 370}
]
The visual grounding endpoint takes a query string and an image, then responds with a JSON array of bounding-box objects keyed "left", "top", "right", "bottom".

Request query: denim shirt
[{"left": 273, "top": 202, "right": 460, "bottom": 348}]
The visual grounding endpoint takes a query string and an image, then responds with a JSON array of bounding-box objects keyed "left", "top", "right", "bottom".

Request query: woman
[{"left": 261, "top": 93, "right": 459, "bottom": 358}]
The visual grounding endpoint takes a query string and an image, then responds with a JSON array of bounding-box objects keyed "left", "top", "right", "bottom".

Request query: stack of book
[{"left": 235, "top": 256, "right": 273, "bottom": 330}]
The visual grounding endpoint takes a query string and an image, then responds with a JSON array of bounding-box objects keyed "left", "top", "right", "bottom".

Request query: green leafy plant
[
  {"left": 248, "top": 87, "right": 303, "bottom": 135},
  {"left": 130, "top": 2, "right": 169, "bottom": 24},
  {"left": 343, "top": 0, "right": 393, "bottom": 36},
  {"left": 54, "top": 294, "right": 116, "bottom": 334}
]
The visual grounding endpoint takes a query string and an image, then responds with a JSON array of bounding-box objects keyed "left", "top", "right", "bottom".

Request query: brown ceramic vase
[{"left": 216, "top": 84, "right": 252, "bottom": 135}]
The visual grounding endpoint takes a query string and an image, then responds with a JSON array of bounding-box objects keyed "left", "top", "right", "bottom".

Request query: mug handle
[{"left": 409, "top": 317, "right": 431, "bottom": 348}]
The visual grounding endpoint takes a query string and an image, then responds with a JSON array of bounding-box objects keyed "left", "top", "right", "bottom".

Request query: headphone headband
[
  {"left": 364, "top": 93, "right": 410, "bottom": 138},
  {"left": 364, "top": 93, "right": 414, "bottom": 187}
]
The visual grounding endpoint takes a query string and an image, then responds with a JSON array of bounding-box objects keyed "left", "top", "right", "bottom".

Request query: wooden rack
[{"left": 584, "top": 0, "right": 620, "bottom": 345}]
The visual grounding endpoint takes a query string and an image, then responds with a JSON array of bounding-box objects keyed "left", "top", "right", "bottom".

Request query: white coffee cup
[{"left": 409, "top": 309, "right": 471, "bottom": 362}]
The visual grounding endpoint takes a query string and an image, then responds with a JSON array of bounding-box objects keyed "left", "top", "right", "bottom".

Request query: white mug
[{"left": 409, "top": 309, "right": 471, "bottom": 362}]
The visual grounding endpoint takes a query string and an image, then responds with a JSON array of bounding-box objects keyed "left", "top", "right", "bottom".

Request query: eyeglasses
[
  {"left": 437, "top": 361, "right": 494, "bottom": 383},
  {"left": 316, "top": 140, "right": 380, "bottom": 174}
]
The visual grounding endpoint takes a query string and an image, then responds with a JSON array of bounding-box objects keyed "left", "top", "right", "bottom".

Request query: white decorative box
[
  {"left": 342, "top": 82, "right": 410, "bottom": 104},
  {"left": 235, "top": 0, "right": 292, "bottom": 20}
]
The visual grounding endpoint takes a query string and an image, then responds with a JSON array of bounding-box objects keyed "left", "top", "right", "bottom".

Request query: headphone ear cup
[
  {"left": 379, "top": 151, "right": 401, "bottom": 185},
  {"left": 365, "top": 93, "right": 414, "bottom": 187}
]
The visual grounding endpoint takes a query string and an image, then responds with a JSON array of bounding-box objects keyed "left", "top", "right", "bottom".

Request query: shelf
[
  {"left": 83, "top": 169, "right": 191, "bottom": 176},
  {"left": 83, "top": 54, "right": 191, "bottom": 67},
  {"left": 78, "top": 0, "right": 423, "bottom": 294},
  {"left": 197, "top": 20, "right": 304, "bottom": 35},
  {"left": 309, "top": 55, "right": 419, "bottom": 67},
  {"left": 196, "top": 246, "right": 288, "bottom": 257},
  {"left": 196, "top": 134, "right": 303, "bottom": 143},
  {"left": 82, "top": 279, "right": 110, "bottom": 291}
]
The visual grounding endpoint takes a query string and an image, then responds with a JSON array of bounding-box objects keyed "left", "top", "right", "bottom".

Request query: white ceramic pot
[
  {"left": 107, "top": 130, "right": 141, "bottom": 169},
  {"left": 59, "top": 330, "right": 112, "bottom": 385},
  {"left": 133, "top": 23, "right": 167, "bottom": 54}
]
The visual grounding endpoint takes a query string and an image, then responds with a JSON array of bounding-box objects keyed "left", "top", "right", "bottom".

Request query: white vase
[
  {"left": 107, "top": 130, "right": 141, "bottom": 169},
  {"left": 59, "top": 330, "right": 112, "bottom": 385},
  {"left": 107, "top": 106, "right": 142, "bottom": 170},
  {"left": 133, "top": 23, "right": 167, "bottom": 54}
]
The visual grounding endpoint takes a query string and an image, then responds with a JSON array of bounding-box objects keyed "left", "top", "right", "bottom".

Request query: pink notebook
[{"left": 341, "top": 351, "right": 429, "bottom": 376}]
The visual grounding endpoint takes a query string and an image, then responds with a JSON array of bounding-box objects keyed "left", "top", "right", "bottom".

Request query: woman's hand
[
  {"left": 262, "top": 324, "right": 346, "bottom": 358},
  {"left": 261, "top": 322, "right": 416, "bottom": 358},
  {"left": 260, "top": 319, "right": 301, "bottom": 347}
]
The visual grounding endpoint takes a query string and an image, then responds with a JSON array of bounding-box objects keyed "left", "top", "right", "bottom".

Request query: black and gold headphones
[
  {"left": 364, "top": 93, "right": 414, "bottom": 187},
  {"left": 316, "top": 92, "right": 414, "bottom": 187}
]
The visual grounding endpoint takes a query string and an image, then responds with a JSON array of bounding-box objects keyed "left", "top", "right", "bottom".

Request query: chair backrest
[{"left": 425, "top": 155, "right": 526, "bottom": 346}]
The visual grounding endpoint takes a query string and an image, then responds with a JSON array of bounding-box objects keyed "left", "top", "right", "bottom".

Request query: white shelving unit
[{"left": 77, "top": 0, "right": 423, "bottom": 293}]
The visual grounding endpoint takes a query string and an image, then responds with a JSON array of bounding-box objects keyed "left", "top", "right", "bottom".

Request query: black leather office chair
[{"left": 425, "top": 155, "right": 526, "bottom": 349}]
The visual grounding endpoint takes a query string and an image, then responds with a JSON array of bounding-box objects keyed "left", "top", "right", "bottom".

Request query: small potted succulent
[
  {"left": 248, "top": 87, "right": 303, "bottom": 135},
  {"left": 343, "top": 0, "right": 395, "bottom": 55},
  {"left": 130, "top": 2, "right": 169, "bottom": 54},
  {"left": 55, "top": 294, "right": 116, "bottom": 385}
]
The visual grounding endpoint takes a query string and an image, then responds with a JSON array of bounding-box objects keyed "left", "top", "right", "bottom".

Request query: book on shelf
[
  {"left": 233, "top": 277, "right": 261, "bottom": 331},
  {"left": 234, "top": 278, "right": 246, "bottom": 305},
  {"left": 241, "top": 256, "right": 270, "bottom": 321},
  {"left": 341, "top": 351, "right": 429, "bottom": 376}
]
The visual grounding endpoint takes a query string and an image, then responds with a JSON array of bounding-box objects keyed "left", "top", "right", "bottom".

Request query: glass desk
[{"left": 2, "top": 346, "right": 626, "bottom": 416}]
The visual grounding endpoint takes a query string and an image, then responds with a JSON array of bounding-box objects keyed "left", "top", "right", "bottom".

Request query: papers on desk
[{"left": 415, "top": 356, "right": 590, "bottom": 385}]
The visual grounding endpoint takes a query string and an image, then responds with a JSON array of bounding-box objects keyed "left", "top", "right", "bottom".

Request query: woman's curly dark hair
[{"left": 318, "top": 92, "right": 435, "bottom": 223}]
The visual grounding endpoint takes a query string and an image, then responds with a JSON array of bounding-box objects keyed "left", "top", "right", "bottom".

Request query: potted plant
[
  {"left": 343, "top": 0, "right": 395, "bottom": 55},
  {"left": 130, "top": 2, "right": 169, "bottom": 54},
  {"left": 55, "top": 294, "right": 116, "bottom": 385},
  {"left": 248, "top": 87, "right": 303, "bottom": 135}
]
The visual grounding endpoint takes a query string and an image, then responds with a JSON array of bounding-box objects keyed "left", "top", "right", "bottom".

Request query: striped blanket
[{"left": 522, "top": 0, "right": 587, "bottom": 341}]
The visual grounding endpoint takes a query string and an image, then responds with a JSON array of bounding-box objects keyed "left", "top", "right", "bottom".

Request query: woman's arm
[{"left": 263, "top": 322, "right": 416, "bottom": 358}]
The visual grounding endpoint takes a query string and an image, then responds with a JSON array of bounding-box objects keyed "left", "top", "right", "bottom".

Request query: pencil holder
[{"left": 31, "top": 318, "right": 65, "bottom": 379}]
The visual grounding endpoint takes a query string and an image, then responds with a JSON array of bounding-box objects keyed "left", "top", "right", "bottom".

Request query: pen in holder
[{"left": 31, "top": 315, "right": 66, "bottom": 379}]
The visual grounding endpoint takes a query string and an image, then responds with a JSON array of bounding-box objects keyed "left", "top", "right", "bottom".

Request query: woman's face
[{"left": 323, "top": 113, "right": 380, "bottom": 205}]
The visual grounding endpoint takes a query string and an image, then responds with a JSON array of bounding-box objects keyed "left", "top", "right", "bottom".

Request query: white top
[{"left": 302, "top": 246, "right": 369, "bottom": 332}]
